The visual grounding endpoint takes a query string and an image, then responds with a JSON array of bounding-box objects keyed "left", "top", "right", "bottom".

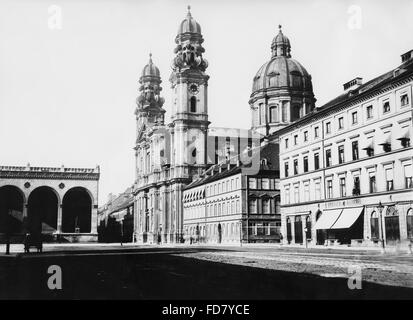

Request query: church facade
[{"left": 132, "top": 8, "right": 315, "bottom": 244}]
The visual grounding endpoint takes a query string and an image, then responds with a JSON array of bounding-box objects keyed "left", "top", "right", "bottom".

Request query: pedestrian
[
  {"left": 36, "top": 232, "right": 43, "bottom": 253},
  {"left": 24, "top": 233, "right": 31, "bottom": 253}
]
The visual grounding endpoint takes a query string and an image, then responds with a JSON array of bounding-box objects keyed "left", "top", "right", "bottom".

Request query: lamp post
[{"left": 377, "top": 201, "right": 385, "bottom": 252}]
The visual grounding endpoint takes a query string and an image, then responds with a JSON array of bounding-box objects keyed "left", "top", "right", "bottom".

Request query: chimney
[
  {"left": 401, "top": 49, "right": 413, "bottom": 63},
  {"left": 343, "top": 77, "right": 363, "bottom": 92}
]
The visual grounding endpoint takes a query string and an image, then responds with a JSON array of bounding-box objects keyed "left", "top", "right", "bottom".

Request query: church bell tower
[{"left": 170, "top": 6, "right": 209, "bottom": 169}]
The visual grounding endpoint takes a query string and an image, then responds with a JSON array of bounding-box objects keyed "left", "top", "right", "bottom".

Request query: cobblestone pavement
[{"left": 174, "top": 246, "right": 413, "bottom": 289}]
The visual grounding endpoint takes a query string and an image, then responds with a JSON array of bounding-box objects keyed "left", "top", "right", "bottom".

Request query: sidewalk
[{"left": 0, "top": 241, "right": 411, "bottom": 256}]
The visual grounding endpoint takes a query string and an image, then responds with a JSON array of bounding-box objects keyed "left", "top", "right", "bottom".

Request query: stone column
[
  {"left": 57, "top": 204, "right": 63, "bottom": 233},
  {"left": 91, "top": 205, "right": 98, "bottom": 234}
]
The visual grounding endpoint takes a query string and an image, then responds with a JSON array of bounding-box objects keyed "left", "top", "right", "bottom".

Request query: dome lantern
[{"left": 271, "top": 25, "right": 291, "bottom": 58}]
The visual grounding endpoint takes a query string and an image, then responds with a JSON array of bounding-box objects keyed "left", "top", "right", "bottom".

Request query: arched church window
[
  {"left": 190, "top": 96, "right": 197, "bottom": 112},
  {"left": 270, "top": 105, "right": 279, "bottom": 123}
]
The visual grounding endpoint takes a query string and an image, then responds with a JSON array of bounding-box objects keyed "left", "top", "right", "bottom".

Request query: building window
[
  {"left": 262, "top": 199, "right": 270, "bottom": 213},
  {"left": 352, "top": 141, "right": 359, "bottom": 161},
  {"left": 249, "top": 178, "right": 257, "bottom": 189},
  {"left": 401, "top": 94, "right": 409, "bottom": 107},
  {"left": 404, "top": 164, "right": 413, "bottom": 188},
  {"left": 339, "top": 177, "right": 346, "bottom": 197},
  {"left": 248, "top": 199, "right": 257, "bottom": 213},
  {"left": 369, "top": 174, "right": 376, "bottom": 193},
  {"left": 293, "top": 159, "right": 298, "bottom": 175},
  {"left": 314, "top": 126, "right": 320, "bottom": 138},
  {"left": 383, "top": 100, "right": 390, "bottom": 113},
  {"left": 315, "top": 180, "right": 321, "bottom": 200},
  {"left": 285, "top": 138, "right": 289, "bottom": 149},
  {"left": 294, "top": 185, "right": 300, "bottom": 203},
  {"left": 366, "top": 105, "right": 373, "bottom": 119},
  {"left": 385, "top": 168, "right": 394, "bottom": 191},
  {"left": 304, "top": 131, "right": 308, "bottom": 142},
  {"left": 371, "top": 211, "right": 380, "bottom": 240},
  {"left": 326, "top": 122, "right": 331, "bottom": 134},
  {"left": 407, "top": 209, "right": 413, "bottom": 239},
  {"left": 326, "top": 180, "right": 333, "bottom": 199},
  {"left": 304, "top": 183, "right": 310, "bottom": 202},
  {"left": 190, "top": 96, "right": 197, "bottom": 112},
  {"left": 352, "top": 176, "right": 360, "bottom": 195},
  {"left": 294, "top": 135, "right": 298, "bottom": 145},
  {"left": 338, "top": 117, "right": 344, "bottom": 129},
  {"left": 284, "top": 162, "right": 289, "bottom": 177},
  {"left": 338, "top": 145, "right": 345, "bottom": 164},
  {"left": 314, "top": 153, "right": 320, "bottom": 170},
  {"left": 303, "top": 156, "right": 309, "bottom": 172},
  {"left": 352, "top": 111, "right": 358, "bottom": 125},
  {"left": 326, "top": 149, "right": 332, "bottom": 167},
  {"left": 262, "top": 178, "right": 270, "bottom": 189},
  {"left": 285, "top": 188, "right": 290, "bottom": 204}
]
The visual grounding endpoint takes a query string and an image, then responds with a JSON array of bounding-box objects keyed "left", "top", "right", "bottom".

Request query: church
[{"left": 132, "top": 7, "right": 315, "bottom": 244}]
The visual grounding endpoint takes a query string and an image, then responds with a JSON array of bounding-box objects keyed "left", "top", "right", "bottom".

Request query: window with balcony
[
  {"left": 338, "top": 145, "right": 345, "bottom": 164},
  {"left": 386, "top": 168, "right": 394, "bottom": 191},
  {"left": 404, "top": 164, "right": 413, "bottom": 188},
  {"left": 314, "top": 153, "right": 320, "bottom": 170},
  {"left": 352, "top": 141, "right": 359, "bottom": 160},
  {"left": 294, "top": 185, "right": 300, "bottom": 203},
  {"left": 326, "top": 149, "right": 332, "bottom": 167},
  {"left": 369, "top": 174, "right": 376, "bottom": 193},
  {"left": 326, "top": 180, "right": 333, "bottom": 199},
  {"left": 339, "top": 177, "right": 346, "bottom": 197},
  {"left": 303, "top": 156, "right": 309, "bottom": 172},
  {"left": 304, "top": 183, "right": 310, "bottom": 202},
  {"left": 352, "top": 176, "right": 360, "bottom": 195},
  {"left": 315, "top": 180, "right": 321, "bottom": 200}
]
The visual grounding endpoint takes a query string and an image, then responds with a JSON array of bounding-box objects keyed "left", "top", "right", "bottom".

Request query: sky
[{"left": 0, "top": 0, "right": 412, "bottom": 204}]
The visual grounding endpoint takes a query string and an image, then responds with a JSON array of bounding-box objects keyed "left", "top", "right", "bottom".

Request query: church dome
[
  {"left": 177, "top": 6, "right": 201, "bottom": 35},
  {"left": 252, "top": 57, "right": 313, "bottom": 93},
  {"left": 142, "top": 53, "right": 160, "bottom": 78},
  {"left": 251, "top": 26, "right": 313, "bottom": 95}
]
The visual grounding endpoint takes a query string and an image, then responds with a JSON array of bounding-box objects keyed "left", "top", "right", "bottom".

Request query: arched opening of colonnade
[
  {"left": 0, "top": 186, "right": 25, "bottom": 239},
  {"left": 62, "top": 187, "right": 92, "bottom": 233},
  {"left": 27, "top": 186, "right": 58, "bottom": 235}
]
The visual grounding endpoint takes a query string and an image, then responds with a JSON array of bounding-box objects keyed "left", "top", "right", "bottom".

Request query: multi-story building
[
  {"left": 278, "top": 50, "right": 413, "bottom": 247},
  {"left": 183, "top": 143, "right": 281, "bottom": 244},
  {"left": 98, "top": 187, "right": 134, "bottom": 243}
]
